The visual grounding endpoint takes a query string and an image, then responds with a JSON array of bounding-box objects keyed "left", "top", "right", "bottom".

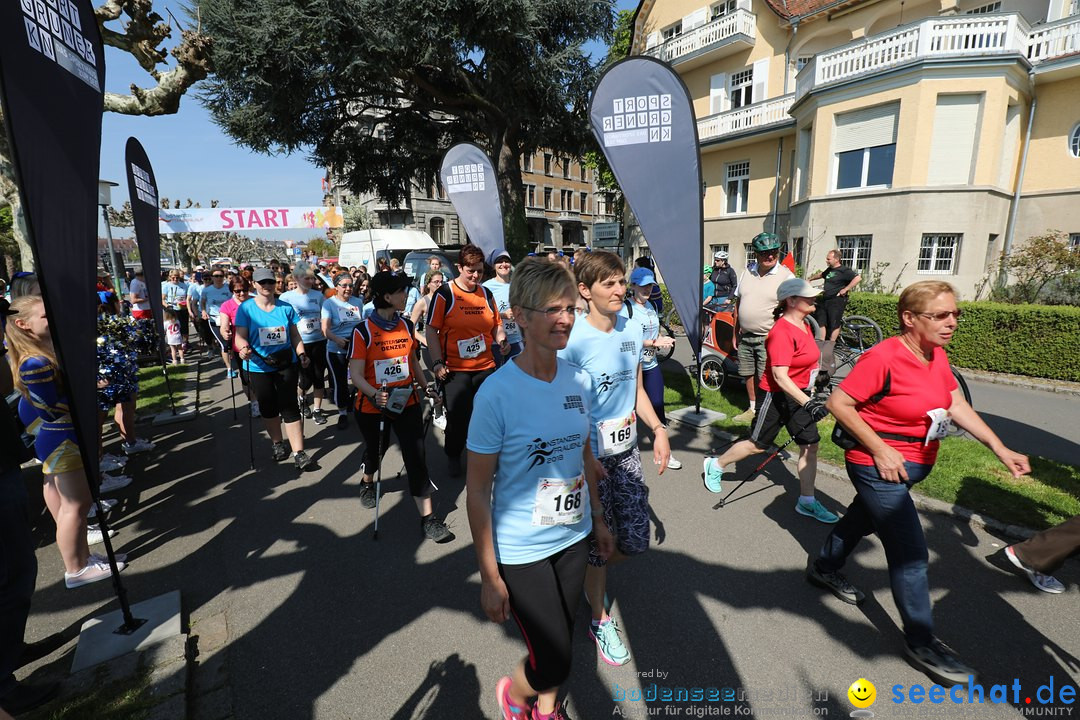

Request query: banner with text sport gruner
[
  {"left": 589, "top": 56, "right": 704, "bottom": 358},
  {"left": 440, "top": 143, "right": 506, "bottom": 266},
  {"left": 126, "top": 137, "right": 165, "bottom": 352}
]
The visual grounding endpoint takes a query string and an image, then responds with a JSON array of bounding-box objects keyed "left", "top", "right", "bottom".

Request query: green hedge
[{"left": 846, "top": 293, "right": 1080, "bottom": 382}]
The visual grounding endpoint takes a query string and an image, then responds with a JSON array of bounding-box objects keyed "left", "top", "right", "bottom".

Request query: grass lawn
[
  {"left": 25, "top": 666, "right": 154, "bottom": 720},
  {"left": 662, "top": 365, "right": 1080, "bottom": 531},
  {"left": 134, "top": 363, "right": 195, "bottom": 415}
]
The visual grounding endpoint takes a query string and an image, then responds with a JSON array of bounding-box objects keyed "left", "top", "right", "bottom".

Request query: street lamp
[{"left": 97, "top": 179, "right": 121, "bottom": 295}]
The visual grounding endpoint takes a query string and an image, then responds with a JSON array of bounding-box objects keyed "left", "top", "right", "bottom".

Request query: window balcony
[
  {"left": 1027, "top": 14, "right": 1080, "bottom": 64},
  {"left": 526, "top": 207, "right": 547, "bottom": 218},
  {"left": 697, "top": 94, "right": 795, "bottom": 144},
  {"left": 643, "top": 9, "right": 755, "bottom": 71},
  {"left": 558, "top": 209, "right": 582, "bottom": 222},
  {"left": 795, "top": 13, "right": 1042, "bottom": 101}
]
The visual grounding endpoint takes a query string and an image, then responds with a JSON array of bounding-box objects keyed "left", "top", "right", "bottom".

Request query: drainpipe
[
  {"left": 772, "top": 137, "right": 784, "bottom": 235},
  {"left": 784, "top": 19, "right": 800, "bottom": 95},
  {"left": 1000, "top": 70, "right": 1037, "bottom": 289}
]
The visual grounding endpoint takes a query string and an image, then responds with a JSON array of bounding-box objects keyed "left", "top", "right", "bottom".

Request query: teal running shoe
[
  {"left": 590, "top": 618, "right": 630, "bottom": 666},
  {"left": 703, "top": 457, "right": 724, "bottom": 494},
  {"left": 795, "top": 498, "right": 839, "bottom": 524}
]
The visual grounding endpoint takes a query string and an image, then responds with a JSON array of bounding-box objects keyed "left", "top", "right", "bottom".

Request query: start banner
[{"left": 159, "top": 206, "right": 344, "bottom": 234}]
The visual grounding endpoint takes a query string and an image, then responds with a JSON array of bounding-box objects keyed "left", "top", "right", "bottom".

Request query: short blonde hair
[
  {"left": 510, "top": 258, "right": 577, "bottom": 312},
  {"left": 897, "top": 280, "right": 957, "bottom": 328}
]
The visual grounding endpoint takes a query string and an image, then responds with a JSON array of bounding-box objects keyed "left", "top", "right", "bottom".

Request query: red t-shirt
[
  {"left": 760, "top": 318, "right": 820, "bottom": 392},
  {"left": 839, "top": 336, "right": 957, "bottom": 466}
]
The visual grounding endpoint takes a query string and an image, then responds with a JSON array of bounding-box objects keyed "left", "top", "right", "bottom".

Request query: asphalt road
[{"left": 18, "top": 361, "right": 1080, "bottom": 720}]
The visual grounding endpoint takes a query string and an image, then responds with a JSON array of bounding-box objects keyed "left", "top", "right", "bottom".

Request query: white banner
[{"left": 158, "top": 206, "right": 343, "bottom": 234}]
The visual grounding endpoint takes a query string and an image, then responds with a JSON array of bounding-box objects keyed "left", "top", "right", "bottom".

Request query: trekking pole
[
  {"left": 229, "top": 365, "right": 237, "bottom": 421},
  {"left": 373, "top": 382, "right": 386, "bottom": 541}
]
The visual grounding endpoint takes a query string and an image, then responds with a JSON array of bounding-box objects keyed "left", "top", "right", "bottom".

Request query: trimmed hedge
[{"left": 846, "top": 293, "right": 1080, "bottom": 382}]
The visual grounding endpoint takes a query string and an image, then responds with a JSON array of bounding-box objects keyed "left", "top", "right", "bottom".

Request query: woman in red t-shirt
[
  {"left": 809, "top": 280, "right": 1029, "bottom": 687},
  {"left": 704, "top": 278, "right": 836, "bottom": 522}
]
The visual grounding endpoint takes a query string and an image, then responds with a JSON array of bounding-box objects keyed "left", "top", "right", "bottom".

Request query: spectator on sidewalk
[{"left": 128, "top": 269, "right": 152, "bottom": 321}]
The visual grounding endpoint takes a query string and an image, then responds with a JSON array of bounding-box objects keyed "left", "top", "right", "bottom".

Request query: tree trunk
[
  {"left": 495, "top": 138, "right": 529, "bottom": 261},
  {"left": 0, "top": 110, "right": 34, "bottom": 273}
]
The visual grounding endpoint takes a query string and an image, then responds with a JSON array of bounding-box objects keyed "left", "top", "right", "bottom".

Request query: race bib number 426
[
  {"left": 532, "top": 475, "right": 586, "bottom": 527},
  {"left": 374, "top": 356, "right": 409, "bottom": 383}
]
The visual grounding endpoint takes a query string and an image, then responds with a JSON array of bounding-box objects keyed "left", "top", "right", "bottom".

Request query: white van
[{"left": 338, "top": 229, "right": 439, "bottom": 271}]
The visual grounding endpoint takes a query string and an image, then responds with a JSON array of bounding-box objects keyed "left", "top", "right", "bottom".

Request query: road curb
[{"left": 953, "top": 366, "right": 1080, "bottom": 397}]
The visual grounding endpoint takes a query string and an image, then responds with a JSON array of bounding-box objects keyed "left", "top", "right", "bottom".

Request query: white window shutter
[
  {"left": 927, "top": 94, "right": 982, "bottom": 186},
  {"left": 683, "top": 7, "right": 707, "bottom": 30},
  {"left": 834, "top": 103, "right": 900, "bottom": 153},
  {"left": 736, "top": 0, "right": 752, "bottom": 10},
  {"left": 751, "top": 57, "right": 769, "bottom": 103},
  {"left": 710, "top": 73, "right": 728, "bottom": 114},
  {"left": 646, "top": 31, "right": 661, "bottom": 49}
]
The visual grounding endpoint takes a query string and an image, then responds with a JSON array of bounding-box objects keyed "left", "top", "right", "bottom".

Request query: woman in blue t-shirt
[
  {"left": 321, "top": 273, "right": 367, "bottom": 429},
  {"left": 466, "top": 258, "right": 613, "bottom": 720}
]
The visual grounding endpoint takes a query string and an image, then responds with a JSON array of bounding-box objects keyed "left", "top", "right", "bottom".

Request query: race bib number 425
[
  {"left": 457, "top": 335, "right": 486, "bottom": 359},
  {"left": 532, "top": 475, "right": 586, "bottom": 527},
  {"left": 259, "top": 326, "right": 287, "bottom": 347}
]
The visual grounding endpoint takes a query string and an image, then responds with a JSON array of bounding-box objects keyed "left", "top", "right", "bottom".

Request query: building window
[
  {"left": 562, "top": 159, "right": 571, "bottom": 179},
  {"left": 525, "top": 184, "right": 536, "bottom": 207},
  {"left": 730, "top": 68, "right": 753, "bottom": 109},
  {"left": 709, "top": 243, "right": 730, "bottom": 257},
  {"left": 581, "top": 192, "right": 589, "bottom": 214},
  {"left": 1070, "top": 124, "right": 1080, "bottom": 158},
  {"left": 662, "top": 21, "right": 682, "bottom": 40},
  {"left": 711, "top": 0, "right": 736, "bottom": 20},
  {"left": 966, "top": 1, "right": 1001, "bottom": 13},
  {"left": 560, "top": 189, "right": 573, "bottom": 210},
  {"left": 836, "top": 145, "right": 895, "bottom": 190},
  {"left": 918, "top": 234, "right": 961, "bottom": 274},
  {"left": 543, "top": 187, "right": 552, "bottom": 210},
  {"left": 544, "top": 153, "right": 552, "bottom": 176},
  {"left": 429, "top": 217, "right": 445, "bottom": 244},
  {"left": 834, "top": 104, "right": 898, "bottom": 191},
  {"left": 1069, "top": 233, "right": 1080, "bottom": 250},
  {"left": 836, "top": 235, "right": 872, "bottom": 272},
  {"left": 725, "top": 161, "right": 750, "bottom": 215},
  {"left": 580, "top": 165, "right": 587, "bottom": 182},
  {"left": 796, "top": 56, "right": 812, "bottom": 72},
  {"left": 523, "top": 154, "right": 533, "bottom": 172}
]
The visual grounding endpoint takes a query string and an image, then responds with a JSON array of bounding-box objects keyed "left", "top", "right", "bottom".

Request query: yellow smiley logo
[{"left": 848, "top": 678, "right": 876, "bottom": 709}]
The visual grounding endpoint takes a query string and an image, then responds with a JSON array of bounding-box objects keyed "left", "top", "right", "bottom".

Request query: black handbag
[
  {"left": 260, "top": 347, "right": 295, "bottom": 369},
  {"left": 832, "top": 370, "right": 891, "bottom": 450}
]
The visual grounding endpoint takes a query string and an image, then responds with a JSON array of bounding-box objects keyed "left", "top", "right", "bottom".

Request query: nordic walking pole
[
  {"left": 712, "top": 431, "right": 803, "bottom": 509},
  {"left": 229, "top": 364, "right": 237, "bottom": 421},
  {"left": 373, "top": 382, "right": 387, "bottom": 541}
]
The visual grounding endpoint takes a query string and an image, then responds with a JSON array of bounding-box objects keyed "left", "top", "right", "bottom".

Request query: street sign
[{"left": 594, "top": 222, "right": 621, "bottom": 248}]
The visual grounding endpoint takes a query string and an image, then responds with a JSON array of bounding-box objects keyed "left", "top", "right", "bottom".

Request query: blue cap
[
  {"left": 488, "top": 248, "right": 511, "bottom": 265},
  {"left": 629, "top": 267, "right": 656, "bottom": 287}
]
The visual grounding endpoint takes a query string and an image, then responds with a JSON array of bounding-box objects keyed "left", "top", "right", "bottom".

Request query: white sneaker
[
  {"left": 666, "top": 456, "right": 683, "bottom": 470},
  {"left": 432, "top": 414, "right": 447, "bottom": 430},
  {"left": 86, "top": 498, "right": 118, "bottom": 519},
  {"left": 87, "top": 525, "right": 116, "bottom": 546},
  {"left": 65, "top": 556, "right": 125, "bottom": 588},
  {"left": 251, "top": 401, "right": 261, "bottom": 418},
  {"left": 121, "top": 438, "right": 156, "bottom": 455},
  {"left": 98, "top": 473, "right": 133, "bottom": 494},
  {"left": 101, "top": 453, "right": 128, "bottom": 472}
]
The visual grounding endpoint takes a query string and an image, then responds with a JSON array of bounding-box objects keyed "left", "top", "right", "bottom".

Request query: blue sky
[{"left": 98, "top": 1, "right": 638, "bottom": 242}]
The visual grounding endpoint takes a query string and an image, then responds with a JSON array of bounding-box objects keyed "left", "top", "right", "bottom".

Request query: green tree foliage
[
  {"left": 198, "top": 0, "right": 614, "bottom": 259},
  {"left": 0, "top": 205, "right": 19, "bottom": 279},
  {"left": 993, "top": 231, "right": 1080, "bottom": 305},
  {"left": 305, "top": 237, "right": 337, "bottom": 258},
  {"left": 341, "top": 196, "right": 377, "bottom": 233}
]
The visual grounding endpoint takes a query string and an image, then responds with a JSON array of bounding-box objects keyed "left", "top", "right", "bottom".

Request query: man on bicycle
[{"left": 808, "top": 250, "right": 861, "bottom": 372}]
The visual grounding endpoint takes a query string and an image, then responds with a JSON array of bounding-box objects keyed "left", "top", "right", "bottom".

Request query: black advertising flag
[
  {"left": 125, "top": 137, "right": 164, "bottom": 341},
  {"left": 440, "top": 143, "right": 506, "bottom": 265},
  {"left": 0, "top": 0, "right": 106, "bottom": 478},
  {"left": 589, "top": 57, "right": 704, "bottom": 358}
]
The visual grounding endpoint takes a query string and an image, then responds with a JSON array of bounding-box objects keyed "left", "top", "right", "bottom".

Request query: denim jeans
[
  {"left": 0, "top": 466, "right": 37, "bottom": 697},
  {"left": 816, "top": 460, "right": 935, "bottom": 647}
]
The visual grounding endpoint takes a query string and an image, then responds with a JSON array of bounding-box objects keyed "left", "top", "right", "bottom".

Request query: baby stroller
[{"left": 697, "top": 299, "right": 740, "bottom": 391}]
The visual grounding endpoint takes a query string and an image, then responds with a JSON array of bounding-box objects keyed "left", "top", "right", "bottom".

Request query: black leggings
[
  {"left": 299, "top": 340, "right": 328, "bottom": 392},
  {"left": 354, "top": 402, "right": 431, "bottom": 497},
  {"left": 326, "top": 349, "right": 352, "bottom": 409},
  {"left": 443, "top": 368, "right": 494, "bottom": 458},
  {"left": 248, "top": 365, "right": 301, "bottom": 423},
  {"left": 499, "top": 538, "right": 589, "bottom": 692}
]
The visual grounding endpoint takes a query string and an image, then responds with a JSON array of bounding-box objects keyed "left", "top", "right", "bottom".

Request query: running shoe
[
  {"left": 271, "top": 441, "right": 290, "bottom": 462},
  {"left": 336, "top": 414, "right": 348, "bottom": 430},
  {"left": 313, "top": 412, "right": 328, "bottom": 426},
  {"left": 904, "top": 638, "right": 977, "bottom": 687},
  {"left": 422, "top": 515, "right": 455, "bottom": 543},
  {"left": 496, "top": 676, "right": 531, "bottom": 720},
  {"left": 805, "top": 556, "right": 865, "bottom": 605},
  {"left": 227, "top": 370, "right": 239, "bottom": 379},
  {"left": 121, "top": 438, "right": 156, "bottom": 455},
  {"left": 251, "top": 401, "right": 261, "bottom": 418},
  {"left": 100, "top": 453, "right": 127, "bottom": 472},
  {"left": 532, "top": 703, "right": 574, "bottom": 720},
  {"left": 432, "top": 414, "right": 447, "bottom": 431},
  {"left": 732, "top": 408, "right": 755, "bottom": 424},
  {"left": 359, "top": 482, "right": 377, "bottom": 509},
  {"left": 666, "top": 456, "right": 683, "bottom": 470},
  {"left": 293, "top": 450, "right": 316, "bottom": 471},
  {"left": 300, "top": 400, "right": 313, "bottom": 419},
  {"left": 589, "top": 618, "right": 630, "bottom": 666},
  {"left": 795, "top": 498, "right": 839, "bottom": 524},
  {"left": 1005, "top": 545, "right": 1065, "bottom": 594},
  {"left": 98, "top": 473, "right": 133, "bottom": 494},
  {"left": 87, "top": 525, "right": 116, "bottom": 546},
  {"left": 702, "top": 457, "right": 724, "bottom": 494},
  {"left": 86, "top": 498, "right": 118, "bottom": 519},
  {"left": 65, "top": 555, "right": 125, "bottom": 588}
]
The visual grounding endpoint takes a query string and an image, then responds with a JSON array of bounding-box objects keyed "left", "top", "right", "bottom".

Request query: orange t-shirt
[
  {"left": 350, "top": 316, "right": 419, "bottom": 414},
  {"left": 425, "top": 280, "right": 500, "bottom": 372}
]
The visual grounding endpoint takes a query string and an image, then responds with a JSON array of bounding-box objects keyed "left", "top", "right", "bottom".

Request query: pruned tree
[
  {"left": 199, "top": 0, "right": 613, "bottom": 259},
  {"left": 993, "top": 231, "right": 1080, "bottom": 305},
  {"left": 0, "top": 0, "right": 214, "bottom": 272}
]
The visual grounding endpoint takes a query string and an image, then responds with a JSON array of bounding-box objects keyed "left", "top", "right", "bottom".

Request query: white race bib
[
  {"left": 924, "top": 407, "right": 952, "bottom": 444},
  {"left": 642, "top": 346, "right": 656, "bottom": 361},
  {"left": 341, "top": 306, "right": 360, "bottom": 322},
  {"left": 374, "top": 356, "right": 409, "bottom": 384},
  {"left": 531, "top": 475, "right": 586, "bottom": 527},
  {"left": 503, "top": 320, "right": 518, "bottom": 337},
  {"left": 457, "top": 335, "right": 486, "bottom": 359},
  {"left": 300, "top": 317, "right": 319, "bottom": 336},
  {"left": 596, "top": 412, "right": 637, "bottom": 457},
  {"left": 258, "top": 325, "right": 287, "bottom": 347}
]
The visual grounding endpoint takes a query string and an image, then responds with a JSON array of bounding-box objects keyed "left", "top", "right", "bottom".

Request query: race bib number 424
[
  {"left": 258, "top": 326, "right": 287, "bottom": 347},
  {"left": 532, "top": 475, "right": 586, "bottom": 527}
]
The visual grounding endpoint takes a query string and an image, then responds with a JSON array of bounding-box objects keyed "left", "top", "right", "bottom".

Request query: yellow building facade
[{"left": 631, "top": 0, "right": 1080, "bottom": 295}]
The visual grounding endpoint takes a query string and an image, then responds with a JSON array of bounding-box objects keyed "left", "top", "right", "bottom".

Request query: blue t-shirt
[
  {"left": 321, "top": 296, "right": 366, "bottom": 354},
  {"left": 404, "top": 286, "right": 421, "bottom": 317},
  {"left": 467, "top": 358, "right": 593, "bottom": 564},
  {"left": 558, "top": 314, "right": 644, "bottom": 458},
  {"left": 620, "top": 300, "right": 659, "bottom": 371},
  {"left": 235, "top": 298, "right": 298, "bottom": 373},
  {"left": 279, "top": 289, "right": 325, "bottom": 343},
  {"left": 187, "top": 283, "right": 203, "bottom": 308},
  {"left": 201, "top": 284, "right": 232, "bottom": 319},
  {"left": 163, "top": 281, "right": 189, "bottom": 310},
  {"left": 482, "top": 278, "right": 521, "bottom": 343},
  {"left": 703, "top": 280, "right": 715, "bottom": 302}
]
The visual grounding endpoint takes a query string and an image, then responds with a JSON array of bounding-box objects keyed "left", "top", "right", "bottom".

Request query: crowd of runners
[{"left": 2, "top": 238, "right": 1078, "bottom": 719}]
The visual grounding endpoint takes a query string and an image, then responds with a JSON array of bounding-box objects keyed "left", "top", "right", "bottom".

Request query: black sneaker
[
  {"left": 806, "top": 556, "right": 865, "bottom": 605},
  {"left": 294, "top": 450, "right": 316, "bottom": 471},
  {"left": 313, "top": 412, "right": 328, "bottom": 425},
  {"left": 0, "top": 680, "right": 59, "bottom": 715},
  {"left": 336, "top": 414, "right": 348, "bottom": 430},
  {"left": 904, "top": 638, "right": 977, "bottom": 687},
  {"left": 447, "top": 455, "right": 462, "bottom": 477},
  {"left": 299, "top": 400, "right": 312, "bottom": 419},
  {"left": 422, "top": 515, "right": 455, "bottom": 543},
  {"left": 359, "top": 482, "right": 377, "bottom": 509},
  {"left": 271, "top": 441, "right": 290, "bottom": 462}
]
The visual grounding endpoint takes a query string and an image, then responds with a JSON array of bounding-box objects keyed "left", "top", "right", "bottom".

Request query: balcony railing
[
  {"left": 644, "top": 9, "right": 755, "bottom": 66},
  {"left": 526, "top": 207, "right": 547, "bottom": 218},
  {"left": 1028, "top": 14, "right": 1080, "bottom": 62},
  {"left": 698, "top": 94, "right": 795, "bottom": 142},
  {"left": 558, "top": 209, "right": 581, "bottom": 221}
]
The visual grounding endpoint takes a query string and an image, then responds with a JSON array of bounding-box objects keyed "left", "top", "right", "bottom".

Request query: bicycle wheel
[
  {"left": 838, "top": 315, "right": 882, "bottom": 351},
  {"left": 655, "top": 323, "right": 676, "bottom": 362},
  {"left": 700, "top": 357, "right": 726, "bottom": 391},
  {"left": 946, "top": 367, "right": 972, "bottom": 436}
]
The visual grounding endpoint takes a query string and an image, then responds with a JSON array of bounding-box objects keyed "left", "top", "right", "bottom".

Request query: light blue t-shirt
[
  {"left": 201, "top": 284, "right": 232, "bottom": 319},
  {"left": 619, "top": 300, "right": 659, "bottom": 371},
  {"left": 558, "top": 314, "right": 644, "bottom": 458},
  {"left": 404, "top": 286, "right": 421, "bottom": 317},
  {"left": 482, "top": 278, "right": 521, "bottom": 344},
  {"left": 278, "top": 288, "right": 325, "bottom": 343},
  {"left": 163, "top": 281, "right": 189, "bottom": 310},
  {"left": 186, "top": 283, "right": 203, "bottom": 308},
  {"left": 235, "top": 298, "right": 298, "bottom": 374},
  {"left": 321, "top": 295, "right": 366, "bottom": 354},
  {"left": 467, "top": 358, "right": 593, "bottom": 564}
]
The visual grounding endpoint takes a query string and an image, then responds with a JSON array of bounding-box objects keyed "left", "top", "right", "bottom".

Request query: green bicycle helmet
[{"left": 751, "top": 232, "right": 781, "bottom": 252}]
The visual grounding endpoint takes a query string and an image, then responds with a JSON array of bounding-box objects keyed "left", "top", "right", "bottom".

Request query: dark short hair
[
  {"left": 574, "top": 250, "right": 625, "bottom": 290},
  {"left": 458, "top": 244, "right": 485, "bottom": 268}
]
